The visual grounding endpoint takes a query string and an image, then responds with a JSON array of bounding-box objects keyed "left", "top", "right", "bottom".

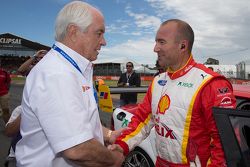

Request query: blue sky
[{"left": 1, "top": 0, "right": 250, "bottom": 65}]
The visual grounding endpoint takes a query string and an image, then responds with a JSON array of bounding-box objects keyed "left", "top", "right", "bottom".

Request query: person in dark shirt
[
  {"left": 154, "top": 59, "right": 167, "bottom": 77},
  {"left": 0, "top": 67, "right": 11, "bottom": 124},
  {"left": 117, "top": 62, "right": 141, "bottom": 105}
]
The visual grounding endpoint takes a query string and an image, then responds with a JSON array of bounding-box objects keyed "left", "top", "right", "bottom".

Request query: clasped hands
[{"left": 106, "top": 128, "right": 127, "bottom": 167}]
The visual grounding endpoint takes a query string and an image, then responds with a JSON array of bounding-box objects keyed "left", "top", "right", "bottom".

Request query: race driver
[{"left": 112, "top": 19, "right": 236, "bottom": 167}]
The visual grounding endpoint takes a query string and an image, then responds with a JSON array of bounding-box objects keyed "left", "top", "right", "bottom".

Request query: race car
[{"left": 98, "top": 83, "right": 250, "bottom": 167}]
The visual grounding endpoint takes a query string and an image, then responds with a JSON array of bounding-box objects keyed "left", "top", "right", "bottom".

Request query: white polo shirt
[{"left": 16, "top": 42, "right": 103, "bottom": 167}]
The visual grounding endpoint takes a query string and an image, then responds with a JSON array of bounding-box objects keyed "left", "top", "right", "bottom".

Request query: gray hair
[{"left": 55, "top": 1, "right": 93, "bottom": 41}]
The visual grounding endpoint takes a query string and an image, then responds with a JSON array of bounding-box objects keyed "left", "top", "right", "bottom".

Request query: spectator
[
  {"left": 4, "top": 50, "right": 46, "bottom": 167},
  {"left": 112, "top": 19, "right": 236, "bottom": 167},
  {"left": 17, "top": 50, "right": 48, "bottom": 76},
  {"left": 15, "top": 1, "right": 124, "bottom": 167},
  {"left": 154, "top": 59, "right": 166, "bottom": 76},
  {"left": 117, "top": 62, "right": 141, "bottom": 105},
  {"left": 0, "top": 67, "right": 11, "bottom": 124},
  {"left": 4, "top": 106, "right": 21, "bottom": 167}
]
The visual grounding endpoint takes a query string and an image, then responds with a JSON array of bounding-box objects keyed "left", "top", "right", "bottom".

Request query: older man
[
  {"left": 113, "top": 19, "right": 236, "bottom": 167},
  {"left": 16, "top": 1, "right": 124, "bottom": 167}
]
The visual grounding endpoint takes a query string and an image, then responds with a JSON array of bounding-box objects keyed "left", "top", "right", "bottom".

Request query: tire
[
  {"left": 237, "top": 100, "right": 250, "bottom": 110},
  {"left": 122, "top": 147, "right": 155, "bottom": 167}
]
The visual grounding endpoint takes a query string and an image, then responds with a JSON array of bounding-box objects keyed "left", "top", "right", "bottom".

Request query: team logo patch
[
  {"left": 82, "top": 85, "right": 90, "bottom": 92},
  {"left": 220, "top": 96, "right": 232, "bottom": 105},
  {"left": 157, "top": 95, "right": 170, "bottom": 114},
  {"left": 177, "top": 81, "right": 193, "bottom": 88},
  {"left": 100, "top": 92, "right": 108, "bottom": 99},
  {"left": 201, "top": 74, "right": 207, "bottom": 79},
  {"left": 155, "top": 122, "right": 177, "bottom": 140},
  {"left": 158, "top": 80, "right": 167, "bottom": 86},
  {"left": 218, "top": 87, "right": 229, "bottom": 94}
]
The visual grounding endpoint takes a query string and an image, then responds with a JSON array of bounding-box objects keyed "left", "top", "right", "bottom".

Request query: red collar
[{"left": 167, "top": 56, "right": 196, "bottom": 80}]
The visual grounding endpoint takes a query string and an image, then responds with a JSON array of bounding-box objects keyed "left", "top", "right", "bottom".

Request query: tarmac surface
[{"left": 0, "top": 83, "right": 116, "bottom": 166}]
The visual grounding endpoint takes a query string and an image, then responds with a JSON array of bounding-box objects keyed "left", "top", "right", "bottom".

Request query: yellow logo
[{"left": 157, "top": 95, "right": 170, "bottom": 115}]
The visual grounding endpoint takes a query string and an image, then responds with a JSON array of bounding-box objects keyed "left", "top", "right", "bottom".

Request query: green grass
[{"left": 11, "top": 77, "right": 26, "bottom": 84}]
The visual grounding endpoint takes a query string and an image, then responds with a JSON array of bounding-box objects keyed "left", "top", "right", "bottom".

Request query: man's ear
[
  {"left": 67, "top": 24, "right": 78, "bottom": 42},
  {"left": 180, "top": 44, "right": 185, "bottom": 49},
  {"left": 179, "top": 40, "right": 188, "bottom": 50}
]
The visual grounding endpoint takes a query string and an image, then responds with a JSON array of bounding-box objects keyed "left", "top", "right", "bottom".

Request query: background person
[
  {"left": 112, "top": 19, "right": 236, "bottom": 167},
  {"left": 15, "top": 1, "right": 124, "bottom": 167},
  {"left": 117, "top": 62, "right": 141, "bottom": 105},
  {"left": 17, "top": 50, "right": 48, "bottom": 76},
  {"left": 4, "top": 106, "right": 21, "bottom": 167},
  {"left": 0, "top": 67, "right": 11, "bottom": 124},
  {"left": 4, "top": 50, "right": 47, "bottom": 167},
  {"left": 154, "top": 59, "right": 166, "bottom": 76}
]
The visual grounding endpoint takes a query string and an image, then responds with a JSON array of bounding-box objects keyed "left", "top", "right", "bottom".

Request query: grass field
[{"left": 11, "top": 76, "right": 26, "bottom": 84}]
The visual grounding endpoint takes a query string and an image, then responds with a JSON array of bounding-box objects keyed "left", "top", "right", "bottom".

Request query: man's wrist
[{"left": 107, "top": 130, "right": 113, "bottom": 140}]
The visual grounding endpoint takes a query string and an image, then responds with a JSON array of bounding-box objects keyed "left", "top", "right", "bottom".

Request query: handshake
[
  {"left": 107, "top": 144, "right": 125, "bottom": 167},
  {"left": 105, "top": 128, "right": 128, "bottom": 167}
]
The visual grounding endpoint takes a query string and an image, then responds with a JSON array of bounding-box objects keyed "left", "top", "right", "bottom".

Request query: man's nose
[
  {"left": 154, "top": 43, "right": 160, "bottom": 52},
  {"left": 101, "top": 37, "right": 106, "bottom": 46}
]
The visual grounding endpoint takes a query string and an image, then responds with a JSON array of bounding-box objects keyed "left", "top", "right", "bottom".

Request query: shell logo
[{"left": 157, "top": 95, "right": 170, "bottom": 115}]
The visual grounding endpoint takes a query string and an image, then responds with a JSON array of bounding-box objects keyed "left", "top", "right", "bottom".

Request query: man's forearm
[
  {"left": 17, "top": 57, "right": 34, "bottom": 75},
  {"left": 5, "top": 115, "right": 21, "bottom": 137},
  {"left": 64, "top": 139, "right": 116, "bottom": 167}
]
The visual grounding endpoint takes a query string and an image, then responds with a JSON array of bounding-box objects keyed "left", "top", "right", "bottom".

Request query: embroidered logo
[
  {"left": 220, "top": 97, "right": 232, "bottom": 105},
  {"left": 82, "top": 85, "right": 90, "bottom": 92},
  {"left": 218, "top": 87, "right": 229, "bottom": 94},
  {"left": 122, "top": 118, "right": 129, "bottom": 127},
  {"left": 155, "top": 122, "right": 177, "bottom": 140},
  {"left": 177, "top": 81, "right": 193, "bottom": 88},
  {"left": 158, "top": 80, "right": 167, "bottom": 86},
  {"left": 201, "top": 74, "right": 207, "bottom": 79},
  {"left": 157, "top": 95, "right": 170, "bottom": 114},
  {"left": 100, "top": 92, "right": 108, "bottom": 99}
]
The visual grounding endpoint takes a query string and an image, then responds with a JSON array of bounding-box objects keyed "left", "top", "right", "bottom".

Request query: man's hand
[
  {"left": 117, "top": 82, "right": 125, "bottom": 87},
  {"left": 32, "top": 50, "right": 47, "bottom": 65},
  {"left": 110, "top": 145, "right": 125, "bottom": 167},
  {"left": 107, "top": 144, "right": 124, "bottom": 153},
  {"left": 109, "top": 127, "right": 129, "bottom": 144}
]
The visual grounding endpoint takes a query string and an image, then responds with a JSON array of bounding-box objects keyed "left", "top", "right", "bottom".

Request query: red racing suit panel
[
  {"left": 115, "top": 83, "right": 154, "bottom": 156},
  {"left": 188, "top": 76, "right": 236, "bottom": 167}
]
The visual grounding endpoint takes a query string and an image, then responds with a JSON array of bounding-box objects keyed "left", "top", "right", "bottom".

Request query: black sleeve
[
  {"left": 117, "top": 73, "right": 123, "bottom": 84},
  {"left": 135, "top": 73, "right": 141, "bottom": 87}
]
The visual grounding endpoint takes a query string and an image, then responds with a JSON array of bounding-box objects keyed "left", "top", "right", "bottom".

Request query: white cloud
[
  {"left": 146, "top": 0, "right": 250, "bottom": 64},
  {"left": 125, "top": 6, "right": 161, "bottom": 31},
  {"left": 99, "top": 38, "right": 157, "bottom": 65}
]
